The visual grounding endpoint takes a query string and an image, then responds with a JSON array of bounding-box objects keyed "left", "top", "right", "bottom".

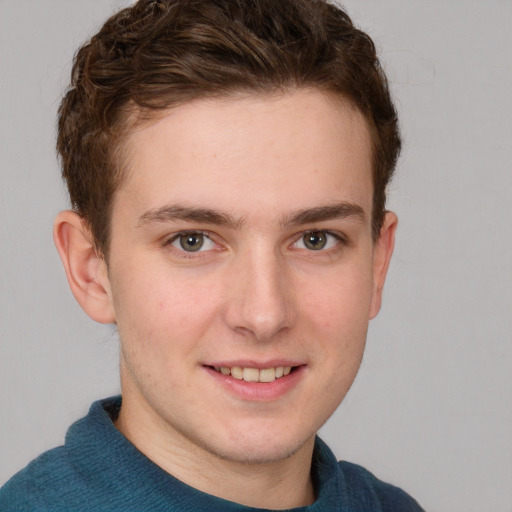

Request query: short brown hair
[{"left": 57, "top": 0, "right": 400, "bottom": 256}]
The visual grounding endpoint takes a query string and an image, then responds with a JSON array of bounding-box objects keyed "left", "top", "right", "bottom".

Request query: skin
[{"left": 54, "top": 88, "right": 397, "bottom": 509}]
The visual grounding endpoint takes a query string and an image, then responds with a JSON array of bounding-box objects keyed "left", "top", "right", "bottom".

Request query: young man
[{"left": 0, "top": 0, "right": 424, "bottom": 510}]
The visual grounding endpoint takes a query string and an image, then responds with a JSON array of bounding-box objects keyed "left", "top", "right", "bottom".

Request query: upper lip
[{"left": 203, "top": 360, "right": 303, "bottom": 369}]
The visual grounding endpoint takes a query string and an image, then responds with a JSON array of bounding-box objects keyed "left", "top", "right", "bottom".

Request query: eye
[
  {"left": 168, "top": 232, "right": 216, "bottom": 252},
  {"left": 294, "top": 231, "right": 341, "bottom": 251}
]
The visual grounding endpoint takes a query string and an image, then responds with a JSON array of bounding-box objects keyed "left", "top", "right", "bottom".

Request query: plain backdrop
[{"left": 1, "top": 1, "right": 511, "bottom": 511}]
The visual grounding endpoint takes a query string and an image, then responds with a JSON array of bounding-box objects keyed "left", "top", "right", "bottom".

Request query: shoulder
[
  {"left": 0, "top": 398, "right": 119, "bottom": 511},
  {"left": 338, "top": 460, "right": 425, "bottom": 512},
  {"left": 0, "top": 445, "right": 85, "bottom": 511}
]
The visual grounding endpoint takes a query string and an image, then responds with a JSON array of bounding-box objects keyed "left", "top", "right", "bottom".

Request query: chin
[{"left": 198, "top": 427, "right": 314, "bottom": 466}]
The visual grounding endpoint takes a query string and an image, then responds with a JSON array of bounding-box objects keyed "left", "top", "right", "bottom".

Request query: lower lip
[{"left": 203, "top": 365, "right": 305, "bottom": 401}]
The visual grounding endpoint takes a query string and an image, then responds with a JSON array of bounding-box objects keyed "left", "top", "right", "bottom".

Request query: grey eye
[
  {"left": 179, "top": 233, "right": 204, "bottom": 252},
  {"left": 302, "top": 231, "right": 327, "bottom": 250},
  {"left": 168, "top": 232, "right": 216, "bottom": 254}
]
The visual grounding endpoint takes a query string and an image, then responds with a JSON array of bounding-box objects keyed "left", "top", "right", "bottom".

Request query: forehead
[{"left": 116, "top": 89, "right": 373, "bottom": 222}]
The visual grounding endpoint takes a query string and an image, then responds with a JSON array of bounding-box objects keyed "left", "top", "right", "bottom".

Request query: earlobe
[
  {"left": 369, "top": 211, "right": 398, "bottom": 319},
  {"left": 53, "top": 210, "right": 116, "bottom": 324}
]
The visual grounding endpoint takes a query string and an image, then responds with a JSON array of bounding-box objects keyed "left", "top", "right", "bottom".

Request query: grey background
[{"left": 1, "top": 1, "right": 511, "bottom": 511}]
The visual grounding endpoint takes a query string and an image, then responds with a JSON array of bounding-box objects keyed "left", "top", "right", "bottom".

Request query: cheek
[
  {"left": 299, "top": 261, "right": 373, "bottom": 394},
  {"left": 111, "top": 262, "right": 223, "bottom": 354},
  {"left": 302, "top": 262, "right": 374, "bottom": 332},
  {"left": 113, "top": 276, "right": 219, "bottom": 399}
]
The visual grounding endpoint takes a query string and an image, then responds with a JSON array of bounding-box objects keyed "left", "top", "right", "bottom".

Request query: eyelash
[
  {"left": 162, "top": 231, "right": 218, "bottom": 259},
  {"left": 294, "top": 230, "right": 345, "bottom": 250},
  {"left": 161, "top": 229, "right": 347, "bottom": 258}
]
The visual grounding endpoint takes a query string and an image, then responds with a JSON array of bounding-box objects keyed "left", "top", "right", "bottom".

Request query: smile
[{"left": 212, "top": 366, "right": 293, "bottom": 383}]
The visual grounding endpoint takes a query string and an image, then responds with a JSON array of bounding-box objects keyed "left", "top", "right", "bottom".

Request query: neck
[{"left": 115, "top": 395, "right": 316, "bottom": 509}]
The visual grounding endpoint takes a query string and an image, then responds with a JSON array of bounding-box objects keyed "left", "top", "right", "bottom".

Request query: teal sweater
[{"left": 0, "top": 397, "right": 424, "bottom": 511}]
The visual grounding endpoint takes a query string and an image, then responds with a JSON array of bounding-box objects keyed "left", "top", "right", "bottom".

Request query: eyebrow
[
  {"left": 137, "top": 201, "right": 365, "bottom": 229},
  {"left": 281, "top": 202, "right": 366, "bottom": 227},
  {"left": 137, "top": 205, "right": 243, "bottom": 229}
]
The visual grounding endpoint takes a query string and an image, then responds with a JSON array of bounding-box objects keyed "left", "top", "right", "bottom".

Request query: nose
[{"left": 224, "top": 247, "right": 295, "bottom": 341}]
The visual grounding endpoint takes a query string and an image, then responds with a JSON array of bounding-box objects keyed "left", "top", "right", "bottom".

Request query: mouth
[{"left": 208, "top": 365, "right": 295, "bottom": 383}]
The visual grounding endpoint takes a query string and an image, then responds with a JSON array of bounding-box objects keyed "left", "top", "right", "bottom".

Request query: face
[{"left": 103, "top": 89, "right": 394, "bottom": 467}]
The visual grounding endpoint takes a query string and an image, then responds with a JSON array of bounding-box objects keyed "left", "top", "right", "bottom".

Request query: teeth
[
  {"left": 259, "top": 368, "right": 276, "bottom": 382},
  {"left": 214, "top": 365, "right": 294, "bottom": 383},
  {"left": 231, "top": 366, "right": 243, "bottom": 380},
  {"left": 243, "top": 367, "right": 259, "bottom": 382}
]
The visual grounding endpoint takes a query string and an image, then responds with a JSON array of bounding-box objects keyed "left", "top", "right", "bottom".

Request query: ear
[
  {"left": 369, "top": 211, "right": 398, "bottom": 319},
  {"left": 53, "top": 210, "right": 116, "bottom": 324}
]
